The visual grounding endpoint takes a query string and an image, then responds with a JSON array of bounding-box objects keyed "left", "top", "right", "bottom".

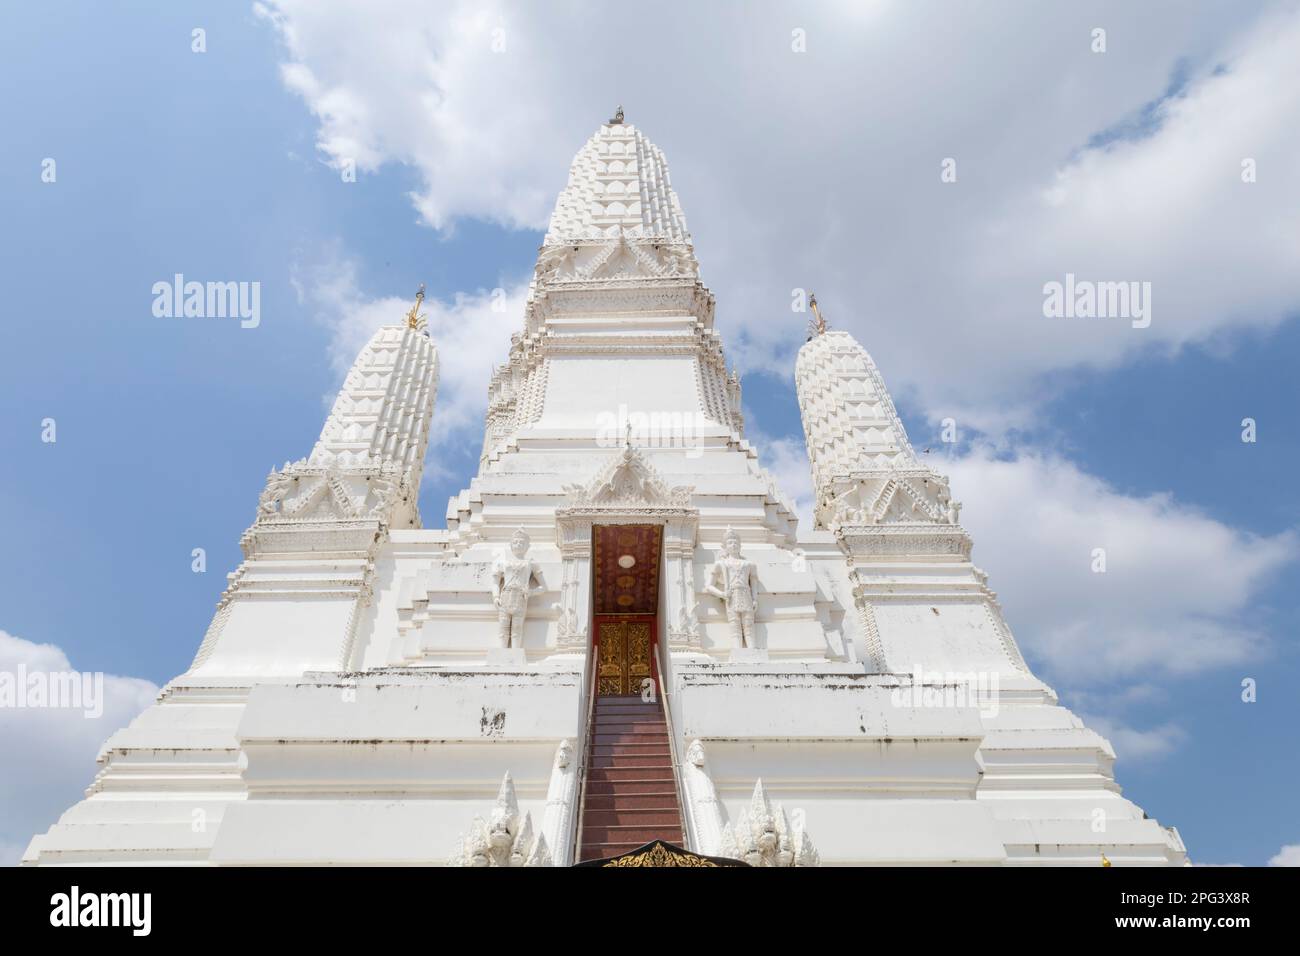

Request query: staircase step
[
  {"left": 594, "top": 704, "right": 663, "bottom": 712},
  {"left": 591, "top": 744, "right": 670, "bottom": 755},
  {"left": 596, "top": 726, "right": 666, "bottom": 736},
  {"left": 582, "top": 792, "right": 680, "bottom": 811},
  {"left": 580, "top": 808, "right": 684, "bottom": 826},
  {"left": 580, "top": 824, "right": 684, "bottom": 844},
  {"left": 590, "top": 752, "right": 672, "bottom": 769},
  {"left": 596, "top": 696, "right": 661, "bottom": 705},
  {"left": 594, "top": 726, "right": 668, "bottom": 737},
  {"left": 593, "top": 731, "right": 669, "bottom": 743},
  {"left": 590, "top": 715, "right": 668, "bottom": 728},
  {"left": 593, "top": 732, "right": 669, "bottom": 746},
  {"left": 587, "top": 766, "right": 675, "bottom": 783},
  {"left": 591, "top": 721, "right": 668, "bottom": 734},
  {"left": 591, "top": 742, "right": 671, "bottom": 755},
  {"left": 577, "top": 842, "right": 649, "bottom": 862},
  {"left": 583, "top": 777, "right": 679, "bottom": 795}
]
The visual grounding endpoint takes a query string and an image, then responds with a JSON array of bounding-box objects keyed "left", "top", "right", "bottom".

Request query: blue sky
[{"left": 2, "top": 1, "right": 1297, "bottom": 866}]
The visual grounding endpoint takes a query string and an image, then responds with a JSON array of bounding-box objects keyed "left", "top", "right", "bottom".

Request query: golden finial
[
  {"left": 406, "top": 283, "right": 426, "bottom": 330},
  {"left": 808, "top": 291, "right": 828, "bottom": 337},
  {"left": 1101, "top": 853, "right": 1112, "bottom": 867}
]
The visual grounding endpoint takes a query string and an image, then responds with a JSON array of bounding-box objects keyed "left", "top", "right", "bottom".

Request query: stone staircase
[{"left": 577, "top": 694, "right": 685, "bottom": 861}]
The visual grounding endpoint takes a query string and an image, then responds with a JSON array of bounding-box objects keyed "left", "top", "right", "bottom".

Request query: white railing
[
  {"left": 569, "top": 640, "right": 600, "bottom": 864},
  {"left": 655, "top": 640, "right": 692, "bottom": 851}
]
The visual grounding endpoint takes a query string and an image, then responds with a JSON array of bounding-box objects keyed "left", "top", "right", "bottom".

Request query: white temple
[{"left": 25, "top": 114, "right": 1187, "bottom": 866}]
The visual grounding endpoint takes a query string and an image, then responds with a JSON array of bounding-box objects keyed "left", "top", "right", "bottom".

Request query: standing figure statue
[
  {"left": 704, "top": 527, "right": 759, "bottom": 648},
  {"left": 492, "top": 528, "right": 546, "bottom": 649}
]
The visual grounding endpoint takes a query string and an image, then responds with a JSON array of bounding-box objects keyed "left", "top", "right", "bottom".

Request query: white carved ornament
[
  {"left": 718, "top": 780, "right": 819, "bottom": 867},
  {"left": 448, "top": 773, "right": 552, "bottom": 867},
  {"left": 826, "top": 469, "right": 961, "bottom": 529},
  {"left": 255, "top": 458, "right": 408, "bottom": 525},
  {"left": 560, "top": 445, "right": 693, "bottom": 511}
]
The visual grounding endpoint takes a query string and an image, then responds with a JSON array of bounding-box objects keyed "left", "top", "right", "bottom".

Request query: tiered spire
[
  {"left": 486, "top": 118, "right": 723, "bottom": 472},
  {"left": 543, "top": 121, "right": 691, "bottom": 245},
  {"left": 795, "top": 311, "right": 918, "bottom": 503},
  {"left": 795, "top": 305, "right": 967, "bottom": 550},
  {"left": 311, "top": 293, "right": 439, "bottom": 483},
  {"left": 249, "top": 291, "right": 441, "bottom": 535}
]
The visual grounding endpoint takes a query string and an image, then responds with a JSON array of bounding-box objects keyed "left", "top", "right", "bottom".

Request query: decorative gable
[{"left": 561, "top": 445, "right": 694, "bottom": 511}]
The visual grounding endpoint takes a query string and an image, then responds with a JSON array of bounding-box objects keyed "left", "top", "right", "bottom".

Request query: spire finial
[
  {"left": 808, "top": 291, "right": 828, "bottom": 337},
  {"left": 406, "top": 283, "right": 426, "bottom": 331},
  {"left": 609, "top": 104, "right": 624, "bottom": 125}
]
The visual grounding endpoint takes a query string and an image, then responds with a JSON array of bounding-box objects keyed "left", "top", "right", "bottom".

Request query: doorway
[{"left": 592, "top": 524, "right": 662, "bottom": 696}]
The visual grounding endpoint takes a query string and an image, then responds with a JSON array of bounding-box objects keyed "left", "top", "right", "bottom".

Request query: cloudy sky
[{"left": 1, "top": 0, "right": 1297, "bottom": 866}]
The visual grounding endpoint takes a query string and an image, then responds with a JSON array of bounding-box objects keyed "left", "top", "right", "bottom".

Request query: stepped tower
[{"left": 25, "top": 116, "right": 1185, "bottom": 867}]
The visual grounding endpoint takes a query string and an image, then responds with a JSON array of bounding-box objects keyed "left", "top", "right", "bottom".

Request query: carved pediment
[
  {"left": 254, "top": 459, "right": 408, "bottom": 525},
  {"left": 561, "top": 445, "right": 693, "bottom": 510},
  {"left": 536, "top": 234, "right": 699, "bottom": 288},
  {"left": 824, "top": 468, "right": 958, "bottom": 529}
]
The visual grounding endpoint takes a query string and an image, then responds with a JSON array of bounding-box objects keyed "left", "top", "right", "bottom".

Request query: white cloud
[
  {"left": 0, "top": 630, "right": 158, "bottom": 867},
  {"left": 946, "top": 446, "right": 1297, "bottom": 684},
  {"left": 256, "top": 0, "right": 1300, "bottom": 429},
  {"left": 1269, "top": 843, "right": 1300, "bottom": 866},
  {"left": 254, "top": 0, "right": 569, "bottom": 232},
  {"left": 292, "top": 248, "right": 527, "bottom": 458},
  {"left": 1079, "top": 714, "right": 1187, "bottom": 762},
  {"left": 1206, "top": 842, "right": 1300, "bottom": 867},
  {"left": 752, "top": 437, "right": 1297, "bottom": 687},
  {"left": 745, "top": 414, "right": 816, "bottom": 528}
]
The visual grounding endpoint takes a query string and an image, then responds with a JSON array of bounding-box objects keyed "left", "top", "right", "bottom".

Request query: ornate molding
[
  {"left": 849, "top": 574, "right": 889, "bottom": 672},
  {"left": 836, "top": 523, "right": 973, "bottom": 559},
  {"left": 666, "top": 600, "right": 702, "bottom": 649},
  {"left": 527, "top": 280, "right": 714, "bottom": 331}
]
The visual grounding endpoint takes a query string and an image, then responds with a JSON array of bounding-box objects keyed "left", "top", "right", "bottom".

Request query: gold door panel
[
  {"left": 597, "top": 621, "right": 626, "bottom": 696},
  {"left": 597, "top": 619, "right": 653, "bottom": 696}
]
